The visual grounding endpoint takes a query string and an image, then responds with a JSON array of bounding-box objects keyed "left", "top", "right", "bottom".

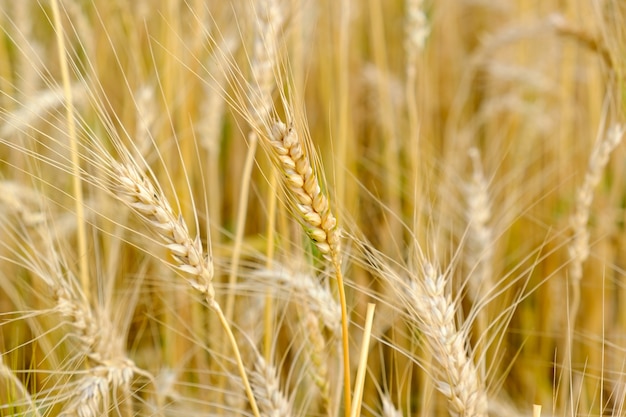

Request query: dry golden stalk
[{"left": 51, "top": 0, "right": 90, "bottom": 303}]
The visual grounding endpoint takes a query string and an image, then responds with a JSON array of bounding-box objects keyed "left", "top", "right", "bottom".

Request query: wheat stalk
[{"left": 50, "top": 0, "right": 90, "bottom": 303}]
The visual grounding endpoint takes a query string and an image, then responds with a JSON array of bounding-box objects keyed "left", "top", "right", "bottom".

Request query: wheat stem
[
  {"left": 225, "top": 133, "right": 258, "bottom": 322},
  {"left": 214, "top": 303, "right": 262, "bottom": 417},
  {"left": 350, "top": 303, "right": 376, "bottom": 417},
  {"left": 264, "top": 170, "right": 278, "bottom": 359},
  {"left": 50, "top": 0, "right": 90, "bottom": 303}
]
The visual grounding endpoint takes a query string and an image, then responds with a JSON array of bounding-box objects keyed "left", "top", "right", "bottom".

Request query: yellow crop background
[{"left": 0, "top": 0, "right": 624, "bottom": 416}]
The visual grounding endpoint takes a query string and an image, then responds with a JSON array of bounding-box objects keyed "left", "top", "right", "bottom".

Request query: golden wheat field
[{"left": 0, "top": 0, "right": 625, "bottom": 416}]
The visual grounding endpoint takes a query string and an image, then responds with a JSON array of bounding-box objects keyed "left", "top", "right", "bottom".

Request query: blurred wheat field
[{"left": 0, "top": 0, "right": 625, "bottom": 416}]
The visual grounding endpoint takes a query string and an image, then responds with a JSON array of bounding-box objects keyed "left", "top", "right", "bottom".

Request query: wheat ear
[
  {"left": 464, "top": 148, "right": 494, "bottom": 364},
  {"left": 381, "top": 394, "right": 403, "bottom": 417},
  {"left": 267, "top": 120, "right": 352, "bottom": 414},
  {"left": 563, "top": 123, "right": 624, "bottom": 406},
  {"left": 253, "top": 266, "right": 341, "bottom": 336},
  {"left": 465, "top": 148, "right": 494, "bottom": 298},
  {"left": 409, "top": 263, "right": 488, "bottom": 417},
  {"left": 45, "top": 246, "right": 134, "bottom": 416},
  {"left": 302, "top": 310, "right": 333, "bottom": 415},
  {"left": 0, "top": 186, "right": 136, "bottom": 416},
  {"left": 268, "top": 122, "right": 341, "bottom": 263},
  {"left": 112, "top": 162, "right": 215, "bottom": 301},
  {"left": 110, "top": 161, "right": 261, "bottom": 417},
  {"left": 252, "top": 266, "right": 339, "bottom": 414},
  {"left": 568, "top": 124, "right": 624, "bottom": 287},
  {"left": 248, "top": 0, "right": 284, "bottom": 128},
  {"left": 250, "top": 354, "right": 293, "bottom": 417},
  {"left": 404, "top": 0, "right": 430, "bottom": 80},
  {"left": 567, "top": 123, "right": 624, "bottom": 328}
]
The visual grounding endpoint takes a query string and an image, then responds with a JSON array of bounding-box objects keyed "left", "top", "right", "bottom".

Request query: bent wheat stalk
[{"left": 110, "top": 160, "right": 261, "bottom": 417}]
